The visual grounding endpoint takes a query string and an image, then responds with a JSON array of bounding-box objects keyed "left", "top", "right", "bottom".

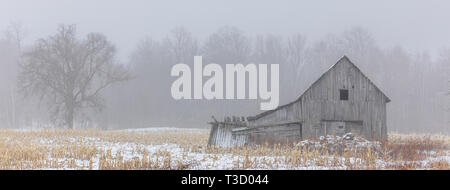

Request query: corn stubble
[{"left": 0, "top": 129, "right": 448, "bottom": 170}]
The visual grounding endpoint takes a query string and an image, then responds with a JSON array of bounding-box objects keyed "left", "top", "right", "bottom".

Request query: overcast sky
[{"left": 1, "top": 0, "right": 449, "bottom": 60}]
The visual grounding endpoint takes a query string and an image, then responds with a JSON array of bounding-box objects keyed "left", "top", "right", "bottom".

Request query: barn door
[
  {"left": 323, "top": 121, "right": 346, "bottom": 136},
  {"left": 323, "top": 120, "right": 363, "bottom": 136},
  {"left": 345, "top": 121, "right": 363, "bottom": 136},
  {"left": 282, "top": 123, "right": 302, "bottom": 142}
]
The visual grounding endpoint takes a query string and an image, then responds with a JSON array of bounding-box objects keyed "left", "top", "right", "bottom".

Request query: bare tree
[
  {"left": 286, "top": 34, "right": 308, "bottom": 74},
  {"left": 285, "top": 34, "right": 308, "bottom": 100},
  {"left": 4, "top": 21, "right": 27, "bottom": 51},
  {"left": 165, "top": 26, "right": 198, "bottom": 64},
  {"left": 0, "top": 22, "right": 26, "bottom": 128},
  {"left": 18, "top": 25, "right": 130, "bottom": 129},
  {"left": 201, "top": 26, "right": 254, "bottom": 116},
  {"left": 202, "top": 26, "right": 251, "bottom": 65},
  {"left": 253, "top": 35, "right": 291, "bottom": 102}
]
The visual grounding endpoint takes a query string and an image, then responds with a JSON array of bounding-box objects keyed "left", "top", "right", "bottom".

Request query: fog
[
  {"left": 2, "top": 0, "right": 450, "bottom": 59},
  {"left": 0, "top": 0, "right": 448, "bottom": 134}
]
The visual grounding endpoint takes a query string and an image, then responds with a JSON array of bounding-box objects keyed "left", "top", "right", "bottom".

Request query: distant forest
[{"left": 0, "top": 24, "right": 448, "bottom": 134}]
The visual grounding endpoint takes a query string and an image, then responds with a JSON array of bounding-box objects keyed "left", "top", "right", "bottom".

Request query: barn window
[{"left": 339, "top": 89, "right": 349, "bottom": 100}]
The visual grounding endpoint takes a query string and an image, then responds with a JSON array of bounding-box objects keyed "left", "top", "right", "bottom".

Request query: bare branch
[{"left": 18, "top": 25, "right": 130, "bottom": 128}]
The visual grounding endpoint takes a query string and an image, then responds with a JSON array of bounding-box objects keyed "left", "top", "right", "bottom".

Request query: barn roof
[{"left": 247, "top": 55, "right": 391, "bottom": 121}]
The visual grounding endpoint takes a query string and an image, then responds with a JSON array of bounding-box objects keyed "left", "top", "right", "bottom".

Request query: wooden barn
[{"left": 208, "top": 56, "right": 390, "bottom": 147}]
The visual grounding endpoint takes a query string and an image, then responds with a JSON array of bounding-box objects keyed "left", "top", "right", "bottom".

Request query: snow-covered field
[{"left": 0, "top": 128, "right": 448, "bottom": 170}]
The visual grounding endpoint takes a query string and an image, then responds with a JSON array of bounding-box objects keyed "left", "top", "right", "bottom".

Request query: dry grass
[
  {"left": 0, "top": 129, "right": 208, "bottom": 170},
  {"left": 0, "top": 129, "right": 448, "bottom": 170},
  {"left": 382, "top": 133, "right": 449, "bottom": 169}
]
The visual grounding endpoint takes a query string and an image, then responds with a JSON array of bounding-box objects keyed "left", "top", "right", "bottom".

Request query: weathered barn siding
[
  {"left": 208, "top": 120, "right": 248, "bottom": 147},
  {"left": 248, "top": 56, "right": 390, "bottom": 140},
  {"left": 208, "top": 119, "right": 302, "bottom": 147},
  {"left": 234, "top": 121, "right": 302, "bottom": 145},
  {"left": 208, "top": 56, "right": 390, "bottom": 147}
]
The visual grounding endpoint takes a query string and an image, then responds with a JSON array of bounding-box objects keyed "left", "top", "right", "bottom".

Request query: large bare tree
[{"left": 18, "top": 25, "right": 130, "bottom": 129}]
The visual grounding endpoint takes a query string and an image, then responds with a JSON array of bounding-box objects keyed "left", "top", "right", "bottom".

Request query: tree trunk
[
  {"left": 66, "top": 104, "right": 74, "bottom": 129},
  {"left": 10, "top": 85, "right": 16, "bottom": 128}
]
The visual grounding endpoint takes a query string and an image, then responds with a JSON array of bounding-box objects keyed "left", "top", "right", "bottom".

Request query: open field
[{"left": 0, "top": 128, "right": 448, "bottom": 170}]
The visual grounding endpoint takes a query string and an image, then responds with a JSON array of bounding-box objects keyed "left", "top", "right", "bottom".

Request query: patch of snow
[{"left": 116, "top": 127, "right": 209, "bottom": 133}]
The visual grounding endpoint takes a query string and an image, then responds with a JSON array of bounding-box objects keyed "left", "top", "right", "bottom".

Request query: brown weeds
[{"left": 0, "top": 129, "right": 447, "bottom": 170}]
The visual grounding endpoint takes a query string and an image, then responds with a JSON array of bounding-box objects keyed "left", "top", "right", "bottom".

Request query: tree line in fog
[{"left": 0, "top": 23, "right": 448, "bottom": 133}]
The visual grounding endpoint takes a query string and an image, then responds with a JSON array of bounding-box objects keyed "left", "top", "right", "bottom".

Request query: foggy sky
[{"left": 1, "top": 0, "right": 449, "bottom": 60}]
